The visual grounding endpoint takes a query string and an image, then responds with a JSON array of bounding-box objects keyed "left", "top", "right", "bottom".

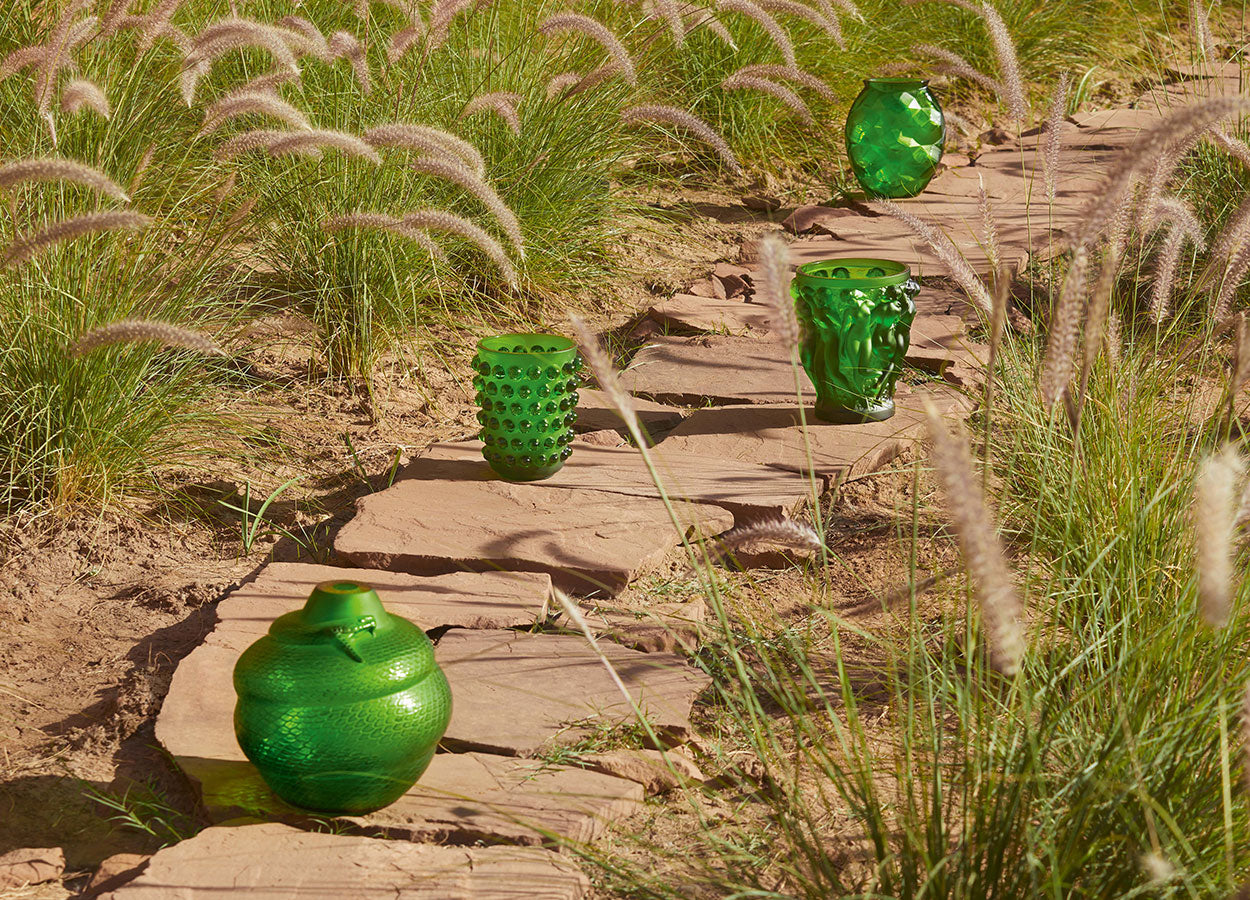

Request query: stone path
[{"left": 117, "top": 64, "right": 1224, "bottom": 898}]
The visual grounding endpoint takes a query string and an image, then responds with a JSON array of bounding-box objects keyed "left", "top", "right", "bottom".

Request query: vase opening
[
  {"left": 863, "top": 77, "right": 929, "bottom": 89},
  {"left": 795, "top": 258, "right": 911, "bottom": 289},
  {"left": 477, "top": 333, "right": 577, "bottom": 357}
]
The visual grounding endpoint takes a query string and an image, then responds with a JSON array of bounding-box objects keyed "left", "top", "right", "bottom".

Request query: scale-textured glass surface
[
  {"left": 845, "top": 79, "right": 944, "bottom": 199},
  {"left": 233, "top": 580, "right": 452, "bottom": 814},
  {"left": 791, "top": 259, "right": 919, "bottom": 423},
  {"left": 473, "top": 333, "right": 581, "bottom": 482}
]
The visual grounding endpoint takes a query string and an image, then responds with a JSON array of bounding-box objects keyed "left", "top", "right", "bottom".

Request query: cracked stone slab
[
  {"left": 157, "top": 638, "right": 643, "bottom": 844},
  {"left": 574, "top": 387, "right": 685, "bottom": 436},
  {"left": 100, "top": 822, "right": 591, "bottom": 899},
  {"left": 436, "top": 629, "right": 711, "bottom": 756},
  {"left": 657, "top": 384, "right": 975, "bottom": 483},
  {"left": 216, "top": 564, "right": 553, "bottom": 635},
  {"left": 647, "top": 294, "right": 775, "bottom": 336},
  {"left": 415, "top": 440, "right": 812, "bottom": 524}
]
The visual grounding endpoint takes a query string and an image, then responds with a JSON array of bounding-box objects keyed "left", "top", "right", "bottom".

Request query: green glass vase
[
  {"left": 472, "top": 333, "right": 581, "bottom": 481},
  {"left": 233, "top": 579, "right": 452, "bottom": 814},
  {"left": 845, "top": 78, "right": 944, "bottom": 199},
  {"left": 791, "top": 258, "right": 919, "bottom": 423}
]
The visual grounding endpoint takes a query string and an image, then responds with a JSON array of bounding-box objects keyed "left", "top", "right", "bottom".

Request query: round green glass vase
[
  {"left": 472, "top": 333, "right": 581, "bottom": 482},
  {"left": 791, "top": 258, "right": 919, "bottom": 423},
  {"left": 845, "top": 78, "right": 944, "bottom": 199},
  {"left": 233, "top": 579, "right": 452, "bottom": 815}
]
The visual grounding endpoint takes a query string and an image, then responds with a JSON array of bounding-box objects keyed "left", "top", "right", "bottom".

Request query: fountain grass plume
[
  {"left": 364, "top": 123, "right": 486, "bottom": 176},
  {"left": 34, "top": 2, "right": 95, "bottom": 120},
  {"left": 571, "top": 315, "right": 638, "bottom": 434},
  {"left": 1078, "top": 243, "right": 1120, "bottom": 408},
  {"left": 2, "top": 210, "right": 151, "bottom": 268},
  {"left": 1038, "top": 244, "right": 1089, "bottom": 408},
  {"left": 755, "top": 0, "right": 843, "bottom": 47},
  {"left": 387, "top": 24, "right": 424, "bottom": 63},
  {"left": 756, "top": 232, "right": 798, "bottom": 351},
  {"left": 1150, "top": 225, "right": 1194, "bottom": 323},
  {"left": 538, "top": 13, "right": 637, "bottom": 85},
  {"left": 816, "top": 0, "right": 863, "bottom": 21},
  {"left": 716, "top": 0, "right": 796, "bottom": 67},
  {"left": 1215, "top": 243, "right": 1250, "bottom": 322},
  {"left": 100, "top": 0, "right": 133, "bottom": 35},
  {"left": 736, "top": 63, "right": 835, "bottom": 100},
  {"left": 1151, "top": 195, "right": 1205, "bottom": 246},
  {"left": 869, "top": 199, "right": 993, "bottom": 315},
  {"left": 182, "top": 20, "right": 301, "bottom": 104},
  {"left": 913, "top": 44, "right": 1001, "bottom": 95},
  {"left": 1, "top": 46, "right": 47, "bottom": 81},
  {"left": 546, "top": 71, "right": 582, "bottom": 98},
  {"left": 328, "top": 31, "right": 371, "bottom": 94},
  {"left": 136, "top": 0, "right": 182, "bottom": 52},
  {"left": 200, "top": 91, "right": 312, "bottom": 136},
  {"left": 1208, "top": 129, "right": 1250, "bottom": 168},
  {"left": 0, "top": 158, "right": 129, "bottom": 203},
  {"left": 267, "top": 129, "right": 382, "bottom": 163},
  {"left": 1194, "top": 445, "right": 1244, "bottom": 629},
  {"left": 621, "top": 105, "right": 741, "bottom": 174},
  {"left": 213, "top": 129, "right": 287, "bottom": 160},
  {"left": 409, "top": 156, "right": 523, "bottom": 256},
  {"left": 428, "top": 0, "right": 476, "bottom": 47},
  {"left": 129, "top": 143, "right": 157, "bottom": 196},
  {"left": 323, "top": 212, "right": 448, "bottom": 260},
  {"left": 1042, "top": 72, "right": 1070, "bottom": 202},
  {"left": 925, "top": 402, "right": 1024, "bottom": 676},
  {"left": 461, "top": 92, "right": 522, "bottom": 136},
  {"left": 400, "top": 209, "right": 516, "bottom": 284},
  {"left": 979, "top": 1, "right": 1025, "bottom": 120},
  {"left": 722, "top": 72, "right": 813, "bottom": 124},
  {"left": 60, "top": 79, "right": 110, "bottom": 119},
  {"left": 1192, "top": 0, "right": 1217, "bottom": 63},
  {"left": 69, "top": 319, "right": 225, "bottom": 358},
  {"left": 712, "top": 518, "right": 823, "bottom": 563},
  {"left": 279, "top": 16, "right": 330, "bottom": 59}
]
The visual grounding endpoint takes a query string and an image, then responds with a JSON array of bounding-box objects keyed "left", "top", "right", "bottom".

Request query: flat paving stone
[
  {"left": 657, "top": 384, "right": 975, "bottom": 483},
  {"left": 417, "top": 440, "right": 812, "bottom": 524},
  {"left": 157, "top": 636, "right": 644, "bottom": 844},
  {"left": 217, "top": 564, "right": 553, "bottom": 635},
  {"left": 647, "top": 294, "right": 775, "bottom": 335},
  {"left": 100, "top": 822, "right": 590, "bottom": 899},
  {"left": 334, "top": 477, "right": 732, "bottom": 595},
  {"left": 574, "top": 387, "right": 685, "bottom": 437},
  {"left": 436, "top": 629, "right": 711, "bottom": 756}
]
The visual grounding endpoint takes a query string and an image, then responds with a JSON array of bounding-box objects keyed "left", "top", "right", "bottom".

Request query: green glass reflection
[
  {"left": 473, "top": 333, "right": 582, "bottom": 482},
  {"left": 845, "top": 78, "right": 944, "bottom": 199},
  {"left": 233, "top": 580, "right": 452, "bottom": 814},
  {"left": 791, "top": 259, "right": 919, "bottom": 423}
]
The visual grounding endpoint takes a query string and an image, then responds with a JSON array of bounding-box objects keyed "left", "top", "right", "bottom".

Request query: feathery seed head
[
  {"left": 722, "top": 72, "right": 813, "bottom": 124},
  {"left": 755, "top": 0, "right": 843, "bottom": 47},
  {"left": 737, "top": 63, "right": 835, "bottom": 99},
  {"left": 538, "top": 13, "right": 637, "bottom": 85},
  {"left": 328, "top": 30, "right": 371, "bottom": 94},
  {"left": 2, "top": 210, "right": 151, "bottom": 268},
  {"left": 546, "top": 71, "right": 582, "bottom": 98},
  {"left": 213, "top": 129, "right": 287, "bottom": 160},
  {"left": 1042, "top": 72, "right": 1070, "bottom": 202},
  {"left": 267, "top": 129, "right": 381, "bottom": 163},
  {"left": 200, "top": 91, "right": 312, "bottom": 136},
  {"left": 363, "top": 123, "right": 486, "bottom": 175},
  {"left": 60, "top": 78, "right": 110, "bottom": 119},
  {"left": 324, "top": 212, "right": 448, "bottom": 260},
  {"left": 979, "top": 1, "right": 1026, "bottom": 120},
  {"left": 409, "top": 155, "right": 523, "bottom": 256},
  {"left": 714, "top": 519, "right": 823, "bottom": 561},
  {"left": 1194, "top": 444, "right": 1244, "bottom": 629},
  {"left": 460, "top": 91, "right": 522, "bottom": 135},
  {"left": 70, "top": 319, "right": 224, "bottom": 357},
  {"left": 570, "top": 315, "right": 637, "bottom": 433},
  {"left": 1038, "top": 243, "right": 1089, "bottom": 408},
  {"left": 870, "top": 200, "right": 993, "bottom": 315},
  {"left": 716, "top": 0, "right": 795, "bottom": 66},
  {"left": 757, "top": 232, "right": 798, "bottom": 350},
  {"left": 400, "top": 208, "right": 516, "bottom": 284},
  {"left": 0, "top": 157, "right": 128, "bottom": 202},
  {"left": 621, "top": 104, "right": 741, "bottom": 174}
]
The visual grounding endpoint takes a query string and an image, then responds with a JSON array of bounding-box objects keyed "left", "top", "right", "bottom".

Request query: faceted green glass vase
[
  {"left": 791, "top": 258, "right": 919, "bottom": 423},
  {"left": 233, "top": 580, "right": 452, "bottom": 815},
  {"left": 845, "top": 78, "right": 944, "bottom": 199},
  {"left": 472, "top": 333, "right": 581, "bottom": 481}
]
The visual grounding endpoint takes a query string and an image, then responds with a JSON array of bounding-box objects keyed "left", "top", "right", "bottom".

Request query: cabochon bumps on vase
[
  {"left": 845, "top": 78, "right": 944, "bottom": 199},
  {"left": 791, "top": 259, "right": 919, "bottom": 423},
  {"left": 233, "top": 580, "right": 452, "bottom": 815},
  {"left": 473, "top": 334, "right": 582, "bottom": 481}
]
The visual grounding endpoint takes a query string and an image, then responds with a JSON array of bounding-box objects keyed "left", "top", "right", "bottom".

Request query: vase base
[
  {"left": 814, "top": 400, "right": 895, "bottom": 424},
  {"left": 487, "top": 461, "right": 568, "bottom": 482}
]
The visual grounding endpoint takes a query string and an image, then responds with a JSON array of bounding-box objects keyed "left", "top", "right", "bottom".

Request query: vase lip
[
  {"left": 477, "top": 332, "right": 577, "bottom": 358},
  {"left": 794, "top": 258, "right": 912, "bottom": 288},
  {"left": 864, "top": 76, "right": 930, "bottom": 89}
]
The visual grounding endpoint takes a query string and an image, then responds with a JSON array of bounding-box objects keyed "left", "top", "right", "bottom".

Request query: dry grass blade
[
  {"left": 0, "top": 158, "right": 128, "bottom": 202},
  {"left": 2, "top": 210, "right": 151, "bottom": 268},
  {"left": 363, "top": 123, "right": 486, "bottom": 176},
  {"left": 870, "top": 200, "right": 993, "bottom": 315},
  {"left": 756, "top": 232, "right": 798, "bottom": 350},
  {"left": 69, "top": 319, "right": 225, "bottom": 357},
  {"left": 200, "top": 91, "right": 312, "bottom": 136},
  {"left": 722, "top": 72, "right": 813, "bottom": 124},
  {"left": 1042, "top": 72, "right": 1070, "bottom": 202},
  {"left": 538, "top": 13, "right": 637, "bottom": 85},
  {"left": 400, "top": 209, "right": 516, "bottom": 284},
  {"left": 1194, "top": 445, "right": 1244, "bottom": 629},
  {"left": 621, "top": 104, "right": 741, "bottom": 174},
  {"left": 267, "top": 129, "right": 382, "bottom": 163},
  {"left": 926, "top": 404, "right": 1025, "bottom": 676},
  {"left": 571, "top": 315, "right": 637, "bottom": 433},
  {"left": 409, "top": 156, "right": 523, "bottom": 256},
  {"left": 716, "top": 0, "right": 795, "bottom": 66},
  {"left": 460, "top": 91, "right": 522, "bottom": 135}
]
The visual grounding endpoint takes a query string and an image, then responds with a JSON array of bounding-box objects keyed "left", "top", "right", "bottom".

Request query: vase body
[
  {"left": 473, "top": 333, "right": 581, "bottom": 481},
  {"left": 791, "top": 259, "right": 919, "bottom": 423},
  {"left": 845, "top": 78, "right": 944, "bottom": 199},
  {"left": 233, "top": 580, "right": 452, "bottom": 814}
]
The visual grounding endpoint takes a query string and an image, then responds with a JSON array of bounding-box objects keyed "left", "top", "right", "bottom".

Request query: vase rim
[
  {"left": 864, "top": 77, "right": 930, "bottom": 88},
  {"left": 794, "top": 258, "right": 911, "bottom": 288},
  {"left": 477, "top": 332, "right": 577, "bottom": 357}
]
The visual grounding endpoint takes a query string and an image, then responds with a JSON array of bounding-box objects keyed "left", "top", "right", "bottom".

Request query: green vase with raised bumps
[
  {"left": 791, "top": 258, "right": 919, "bottom": 423},
  {"left": 472, "top": 333, "right": 581, "bottom": 481},
  {"left": 233, "top": 579, "right": 452, "bottom": 815},
  {"left": 845, "top": 78, "right": 944, "bottom": 199}
]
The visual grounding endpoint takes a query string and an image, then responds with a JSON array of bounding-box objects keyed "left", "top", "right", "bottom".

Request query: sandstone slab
[
  {"left": 100, "top": 823, "right": 590, "bottom": 899},
  {"left": 647, "top": 294, "right": 774, "bottom": 335},
  {"left": 574, "top": 387, "right": 685, "bottom": 437},
  {"left": 216, "top": 564, "right": 552, "bottom": 635},
  {"left": 334, "top": 477, "right": 732, "bottom": 595},
  {"left": 436, "top": 629, "right": 711, "bottom": 756},
  {"left": 580, "top": 748, "right": 705, "bottom": 795},
  {"left": 157, "top": 636, "right": 643, "bottom": 843},
  {"left": 416, "top": 440, "right": 812, "bottom": 524},
  {"left": 658, "top": 384, "right": 975, "bottom": 483},
  {"left": 0, "top": 847, "right": 64, "bottom": 890}
]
